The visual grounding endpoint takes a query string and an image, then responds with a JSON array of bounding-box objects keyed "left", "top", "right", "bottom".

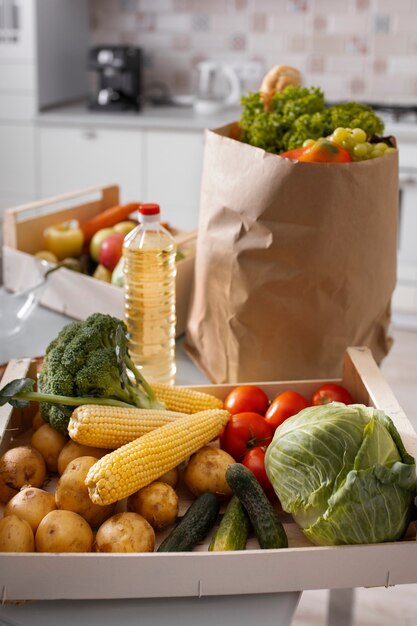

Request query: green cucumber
[
  {"left": 226, "top": 463, "right": 288, "bottom": 549},
  {"left": 209, "top": 495, "right": 251, "bottom": 551},
  {"left": 157, "top": 492, "right": 220, "bottom": 552}
]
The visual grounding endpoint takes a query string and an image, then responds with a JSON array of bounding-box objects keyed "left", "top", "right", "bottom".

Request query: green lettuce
[
  {"left": 264, "top": 403, "right": 416, "bottom": 546},
  {"left": 239, "top": 85, "right": 385, "bottom": 153}
]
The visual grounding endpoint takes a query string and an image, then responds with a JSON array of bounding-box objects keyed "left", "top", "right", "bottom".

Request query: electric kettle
[{"left": 194, "top": 61, "right": 241, "bottom": 114}]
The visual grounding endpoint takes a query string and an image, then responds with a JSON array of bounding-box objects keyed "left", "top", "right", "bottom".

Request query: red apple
[
  {"left": 98, "top": 232, "right": 125, "bottom": 271},
  {"left": 90, "top": 227, "right": 115, "bottom": 262}
]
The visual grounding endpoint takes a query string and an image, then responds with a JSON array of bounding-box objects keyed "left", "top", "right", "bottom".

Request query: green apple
[
  {"left": 113, "top": 220, "right": 137, "bottom": 235},
  {"left": 90, "top": 227, "right": 115, "bottom": 262}
]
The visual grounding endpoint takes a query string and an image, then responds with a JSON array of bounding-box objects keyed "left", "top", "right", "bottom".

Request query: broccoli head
[{"left": 38, "top": 313, "right": 164, "bottom": 433}]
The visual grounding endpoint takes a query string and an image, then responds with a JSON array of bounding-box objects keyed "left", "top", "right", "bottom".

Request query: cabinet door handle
[{"left": 82, "top": 129, "right": 97, "bottom": 140}]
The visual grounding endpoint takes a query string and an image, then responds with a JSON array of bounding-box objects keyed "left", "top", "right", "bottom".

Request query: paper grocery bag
[{"left": 185, "top": 123, "right": 399, "bottom": 383}]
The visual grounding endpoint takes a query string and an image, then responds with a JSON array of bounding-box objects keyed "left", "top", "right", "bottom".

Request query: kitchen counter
[
  {"left": 37, "top": 101, "right": 417, "bottom": 141},
  {"left": 37, "top": 100, "right": 242, "bottom": 132},
  {"left": 382, "top": 120, "right": 417, "bottom": 142}
]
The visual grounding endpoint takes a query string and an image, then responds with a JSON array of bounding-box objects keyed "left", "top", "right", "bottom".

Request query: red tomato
[
  {"left": 311, "top": 382, "right": 353, "bottom": 406},
  {"left": 219, "top": 412, "right": 273, "bottom": 461},
  {"left": 264, "top": 390, "right": 309, "bottom": 431},
  {"left": 242, "top": 447, "right": 275, "bottom": 499},
  {"left": 223, "top": 385, "right": 269, "bottom": 416}
]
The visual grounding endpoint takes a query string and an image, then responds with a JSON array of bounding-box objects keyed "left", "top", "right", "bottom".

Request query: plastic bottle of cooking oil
[{"left": 123, "top": 203, "right": 176, "bottom": 385}]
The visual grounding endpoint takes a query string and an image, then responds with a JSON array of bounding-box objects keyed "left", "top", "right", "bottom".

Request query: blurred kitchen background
[
  {"left": 90, "top": 0, "right": 417, "bottom": 104},
  {"left": 1, "top": 0, "right": 416, "bottom": 329}
]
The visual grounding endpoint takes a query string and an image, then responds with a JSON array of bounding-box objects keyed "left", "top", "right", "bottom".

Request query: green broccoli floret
[
  {"left": 74, "top": 348, "right": 138, "bottom": 405},
  {"left": 34, "top": 313, "right": 165, "bottom": 433}
]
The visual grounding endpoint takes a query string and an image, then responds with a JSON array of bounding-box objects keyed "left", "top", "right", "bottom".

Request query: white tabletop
[{"left": 0, "top": 296, "right": 205, "bottom": 387}]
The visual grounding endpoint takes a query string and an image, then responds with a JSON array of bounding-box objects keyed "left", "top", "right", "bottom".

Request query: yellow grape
[
  {"left": 351, "top": 128, "right": 367, "bottom": 144},
  {"left": 353, "top": 143, "right": 369, "bottom": 158},
  {"left": 302, "top": 127, "right": 397, "bottom": 161},
  {"left": 373, "top": 142, "right": 388, "bottom": 152},
  {"left": 332, "top": 127, "right": 350, "bottom": 143},
  {"left": 341, "top": 137, "right": 355, "bottom": 150}
]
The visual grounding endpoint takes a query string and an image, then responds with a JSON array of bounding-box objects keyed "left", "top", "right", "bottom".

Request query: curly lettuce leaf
[{"left": 239, "top": 85, "right": 385, "bottom": 153}]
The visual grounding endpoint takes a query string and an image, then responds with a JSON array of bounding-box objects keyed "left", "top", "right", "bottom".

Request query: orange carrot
[{"left": 79, "top": 202, "right": 140, "bottom": 242}]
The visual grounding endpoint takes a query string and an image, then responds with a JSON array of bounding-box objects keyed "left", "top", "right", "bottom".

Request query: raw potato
[
  {"left": 32, "top": 411, "right": 47, "bottom": 431},
  {"left": 0, "top": 446, "right": 46, "bottom": 504},
  {"left": 55, "top": 456, "right": 115, "bottom": 527},
  {"left": 0, "top": 514, "right": 35, "bottom": 552},
  {"left": 157, "top": 467, "right": 179, "bottom": 488},
  {"left": 127, "top": 481, "right": 179, "bottom": 530},
  {"left": 57, "top": 440, "right": 111, "bottom": 475},
  {"left": 4, "top": 486, "right": 56, "bottom": 532},
  {"left": 184, "top": 446, "right": 235, "bottom": 500},
  {"left": 31, "top": 423, "right": 67, "bottom": 472},
  {"left": 35, "top": 510, "right": 93, "bottom": 552},
  {"left": 95, "top": 512, "right": 155, "bottom": 553}
]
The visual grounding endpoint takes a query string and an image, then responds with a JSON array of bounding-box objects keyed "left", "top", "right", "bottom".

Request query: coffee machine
[{"left": 88, "top": 46, "right": 143, "bottom": 111}]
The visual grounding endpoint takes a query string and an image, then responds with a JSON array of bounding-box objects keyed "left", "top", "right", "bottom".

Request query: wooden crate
[
  {"left": 2, "top": 185, "right": 196, "bottom": 337},
  {"left": 0, "top": 347, "right": 416, "bottom": 602}
]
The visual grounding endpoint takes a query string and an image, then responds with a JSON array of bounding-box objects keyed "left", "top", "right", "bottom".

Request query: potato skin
[
  {"left": 157, "top": 467, "right": 179, "bottom": 488},
  {"left": 95, "top": 512, "right": 155, "bottom": 553},
  {"left": 184, "top": 446, "right": 235, "bottom": 500},
  {"left": 4, "top": 486, "right": 56, "bottom": 532},
  {"left": 55, "top": 456, "right": 115, "bottom": 527},
  {"left": 36, "top": 510, "right": 93, "bottom": 552},
  {"left": 57, "top": 441, "right": 111, "bottom": 476},
  {"left": 31, "top": 423, "right": 67, "bottom": 472},
  {"left": 32, "top": 411, "right": 47, "bottom": 431},
  {"left": 127, "top": 481, "right": 179, "bottom": 530},
  {"left": 0, "top": 446, "right": 46, "bottom": 503},
  {"left": 0, "top": 514, "right": 35, "bottom": 552}
]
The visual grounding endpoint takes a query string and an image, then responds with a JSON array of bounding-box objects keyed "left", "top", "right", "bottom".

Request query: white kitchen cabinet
[
  {"left": 0, "top": 0, "right": 89, "bottom": 221},
  {"left": 144, "top": 129, "right": 205, "bottom": 230},
  {"left": 39, "top": 125, "right": 145, "bottom": 204},
  {"left": 0, "top": 123, "right": 38, "bottom": 210},
  {"left": 38, "top": 124, "right": 206, "bottom": 230}
]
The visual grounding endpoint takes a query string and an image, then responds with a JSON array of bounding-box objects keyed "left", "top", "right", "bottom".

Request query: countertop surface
[
  {"left": 36, "top": 100, "right": 417, "bottom": 142},
  {"left": 37, "top": 100, "right": 242, "bottom": 132}
]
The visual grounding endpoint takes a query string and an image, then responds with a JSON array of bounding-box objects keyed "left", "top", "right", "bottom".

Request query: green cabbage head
[{"left": 265, "top": 403, "right": 416, "bottom": 546}]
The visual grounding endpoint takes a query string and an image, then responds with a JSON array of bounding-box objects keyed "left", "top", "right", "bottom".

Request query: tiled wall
[{"left": 89, "top": 0, "right": 417, "bottom": 104}]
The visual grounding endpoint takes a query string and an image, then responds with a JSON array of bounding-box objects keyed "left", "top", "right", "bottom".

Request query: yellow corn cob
[
  {"left": 151, "top": 383, "right": 223, "bottom": 414},
  {"left": 86, "top": 409, "right": 231, "bottom": 505},
  {"left": 68, "top": 405, "right": 188, "bottom": 449}
]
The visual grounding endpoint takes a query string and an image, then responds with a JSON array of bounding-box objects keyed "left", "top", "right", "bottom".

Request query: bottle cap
[{"left": 139, "top": 203, "right": 160, "bottom": 216}]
